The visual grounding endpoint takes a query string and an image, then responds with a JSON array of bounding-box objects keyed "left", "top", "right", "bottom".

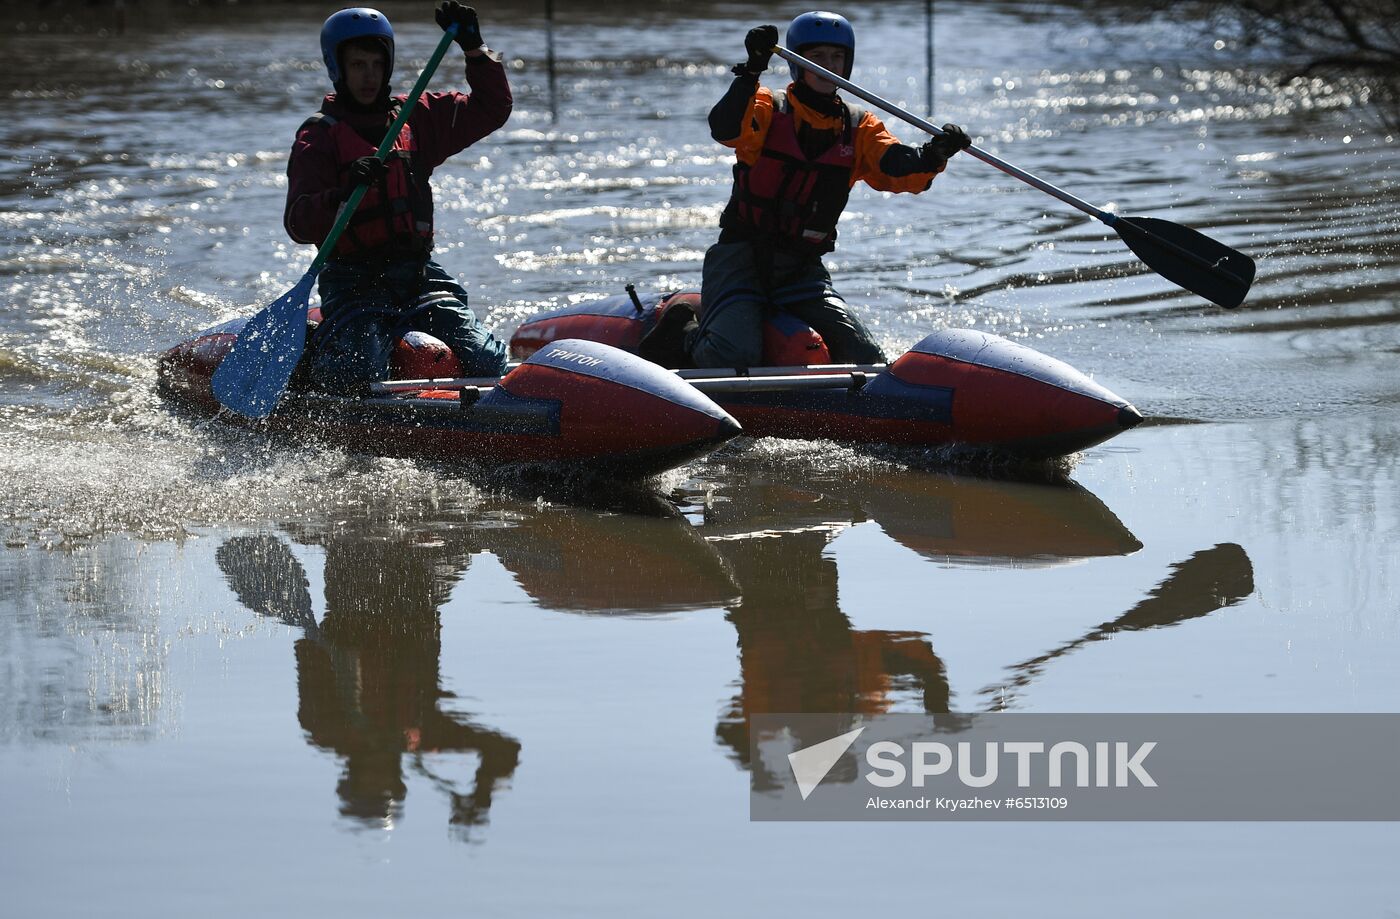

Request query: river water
[{"left": 2, "top": 1, "right": 1398, "bottom": 914}]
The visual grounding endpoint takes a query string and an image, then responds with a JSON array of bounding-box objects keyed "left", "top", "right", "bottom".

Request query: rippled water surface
[{"left": 2, "top": 1, "right": 1398, "bottom": 915}]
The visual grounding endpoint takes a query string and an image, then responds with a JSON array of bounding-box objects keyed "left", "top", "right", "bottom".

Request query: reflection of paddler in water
[
  {"left": 700, "top": 474, "right": 981, "bottom": 784},
  {"left": 712, "top": 525, "right": 956, "bottom": 790},
  {"left": 213, "top": 477, "right": 1255, "bottom": 806},
  {"left": 457, "top": 471, "right": 1152, "bottom": 786},
  {"left": 699, "top": 473, "right": 1253, "bottom": 780},
  {"left": 215, "top": 531, "right": 519, "bottom": 838}
]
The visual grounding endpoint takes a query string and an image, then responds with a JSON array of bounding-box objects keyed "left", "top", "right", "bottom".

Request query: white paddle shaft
[{"left": 773, "top": 45, "right": 1116, "bottom": 225}]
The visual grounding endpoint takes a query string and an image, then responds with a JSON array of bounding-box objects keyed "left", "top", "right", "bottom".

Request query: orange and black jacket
[{"left": 711, "top": 72, "right": 943, "bottom": 254}]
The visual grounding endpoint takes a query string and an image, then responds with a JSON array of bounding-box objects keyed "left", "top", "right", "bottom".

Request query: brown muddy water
[{"left": 2, "top": 1, "right": 1398, "bottom": 915}]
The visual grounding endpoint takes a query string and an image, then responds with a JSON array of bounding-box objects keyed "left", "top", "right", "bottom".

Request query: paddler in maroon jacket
[
  {"left": 285, "top": 3, "right": 510, "bottom": 390},
  {"left": 685, "top": 11, "right": 973, "bottom": 370}
]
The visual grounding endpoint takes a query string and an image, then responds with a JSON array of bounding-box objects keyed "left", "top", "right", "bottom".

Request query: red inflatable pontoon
[
  {"left": 158, "top": 314, "right": 741, "bottom": 477},
  {"left": 510, "top": 290, "right": 1142, "bottom": 459}
]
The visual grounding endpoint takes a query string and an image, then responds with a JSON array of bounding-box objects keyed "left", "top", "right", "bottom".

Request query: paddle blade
[
  {"left": 210, "top": 272, "right": 315, "bottom": 418},
  {"left": 1113, "top": 216, "right": 1256, "bottom": 309}
]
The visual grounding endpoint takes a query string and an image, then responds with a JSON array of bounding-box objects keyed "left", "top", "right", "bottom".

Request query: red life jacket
[
  {"left": 303, "top": 101, "right": 435, "bottom": 258},
  {"left": 723, "top": 92, "right": 862, "bottom": 253}
]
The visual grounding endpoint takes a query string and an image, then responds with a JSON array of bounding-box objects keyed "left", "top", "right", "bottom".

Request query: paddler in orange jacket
[
  {"left": 285, "top": 4, "right": 510, "bottom": 391},
  {"left": 685, "top": 11, "right": 972, "bottom": 370}
]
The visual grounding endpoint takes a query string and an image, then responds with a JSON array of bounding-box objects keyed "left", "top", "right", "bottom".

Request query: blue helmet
[
  {"left": 786, "top": 11, "right": 855, "bottom": 81},
  {"left": 320, "top": 8, "right": 395, "bottom": 85}
]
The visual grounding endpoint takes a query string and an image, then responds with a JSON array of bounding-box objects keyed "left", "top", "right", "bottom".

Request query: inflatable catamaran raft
[
  {"left": 158, "top": 289, "right": 1141, "bottom": 466},
  {"left": 438, "top": 290, "right": 1142, "bottom": 459}
]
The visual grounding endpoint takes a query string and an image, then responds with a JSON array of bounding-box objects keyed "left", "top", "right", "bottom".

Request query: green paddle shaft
[{"left": 309, "top": 24, "right": 460, "bottom": 274}]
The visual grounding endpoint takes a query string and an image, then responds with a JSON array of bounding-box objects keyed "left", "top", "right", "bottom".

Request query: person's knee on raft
[{"left": 688, "top": 329, "right": 764, "bottom": 370}]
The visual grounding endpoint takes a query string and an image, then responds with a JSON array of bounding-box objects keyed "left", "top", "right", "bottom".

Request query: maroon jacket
[{"left": 284, "top": 53, "right": 512, "bottom": 254}]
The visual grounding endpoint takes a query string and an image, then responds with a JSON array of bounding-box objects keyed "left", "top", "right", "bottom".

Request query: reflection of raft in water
[
  {"left": 508, "top": 290, "right": 1145, "bottom": 459},
  {"left": 478, "top": 468, "right": 1144, "bottom": 618},
  {"left": 156, "top": 309, "right": 740, "bottom": 478},
  {"left": 854, "top": 471, "right": 1143, "bottom": 565},
  {"left": 688, "top": 469, "right": 1142, "bottom": 574}
]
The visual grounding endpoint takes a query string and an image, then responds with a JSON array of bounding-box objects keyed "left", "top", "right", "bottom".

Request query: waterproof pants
[
  {"left": 309, "top": 257, "right": 507, "bottom": 391},
  {"left": 687, "top": 240, "right": 888, "bottom": 369}
]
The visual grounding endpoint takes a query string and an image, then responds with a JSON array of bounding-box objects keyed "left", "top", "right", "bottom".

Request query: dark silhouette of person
[
  {"left": 216, "top": 529, "right": 519, "bottom": 839},
  {"left": 707, "top": 522, "right": 953, "bottom": 791}
]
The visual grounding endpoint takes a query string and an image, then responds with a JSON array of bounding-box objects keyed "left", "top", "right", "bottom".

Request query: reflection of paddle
[
  {"left": 211, "top": 26, "right": 461, "bottom": 418},
  {"left": 981, "top": 543, "right": 1255, "bottom": 708},
  {"left": 215, "top": 535, "right": 319, "bottom": 634},
  {"left": 774, "top": 46, "right": 1257, "bottom": 309}
]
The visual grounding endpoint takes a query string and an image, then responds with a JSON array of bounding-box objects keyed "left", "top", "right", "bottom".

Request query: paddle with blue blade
[
  {"left": 773, "top": 46, "right": 1256, "bottom": 310},
  {"left": 212, "top": 24, "right": 461, "bottom": 418}
]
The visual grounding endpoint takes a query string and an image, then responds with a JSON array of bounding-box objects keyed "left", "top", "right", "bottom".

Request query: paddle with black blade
[
  {"left": 773, "top": 45, "right": 1256, "bottom": 309},
  {"left": 211, "top": 24, "right": 461, "bottom": 418}
]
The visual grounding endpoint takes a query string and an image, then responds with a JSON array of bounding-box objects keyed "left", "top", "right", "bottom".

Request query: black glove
[
  {"left": 921, "top": 123, "right": 973, "bottom": 166},
  {"left": 743, "top": 25, "right": 779, "bottom": 74},
  {"left": 348, "top": 155, "right": 388, "bottom": 188},
  {"left": 435, "top": 1, "right": 483, "bottom": 49}
]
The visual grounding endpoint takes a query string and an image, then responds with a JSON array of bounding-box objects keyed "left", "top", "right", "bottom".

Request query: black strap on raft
[{"left": 625, "top": 283, "right": 645, "bottom": 314}]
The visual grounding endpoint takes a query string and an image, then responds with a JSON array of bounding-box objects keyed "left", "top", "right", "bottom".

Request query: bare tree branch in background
[
  {"left": 1233, "top": 0, "right": 1398, "bottom": 128},
  {"left": 1094, "top": 0, "right": 1400, "bottom": 129},
  {"left": 1230, "top": 0, "right": 1400, "bottom": 77}
]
